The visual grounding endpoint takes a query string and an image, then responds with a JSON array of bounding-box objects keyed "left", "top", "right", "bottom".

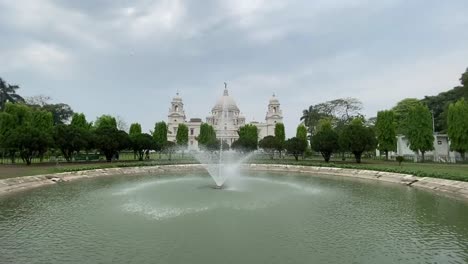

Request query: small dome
[
  {"left": 212, "top": 88, "right": 239, "bottom": 112},
  {"left": 269, "top": 93, "right": 279, "bottom": 104},
  {"left": 172, "top": 92, "right": 182, "bottom": 102}
]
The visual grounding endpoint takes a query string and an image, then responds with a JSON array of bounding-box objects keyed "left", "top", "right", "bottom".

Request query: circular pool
[{"left": 1, "top": 171, "right": 468, "bottom": 263}]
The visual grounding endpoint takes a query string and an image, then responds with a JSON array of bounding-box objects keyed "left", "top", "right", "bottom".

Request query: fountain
[{"left": 193, "top": 83, "right": 253, "bottom": 188}]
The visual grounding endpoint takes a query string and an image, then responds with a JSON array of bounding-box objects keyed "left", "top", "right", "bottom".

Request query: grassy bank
[{"left": 1, "top": 155, "right": 468, "bottom": 182}]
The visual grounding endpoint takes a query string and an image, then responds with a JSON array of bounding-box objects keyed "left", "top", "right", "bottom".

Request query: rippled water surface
[{"left": 1, "top": 172, "right": 468, "bottom": 264}]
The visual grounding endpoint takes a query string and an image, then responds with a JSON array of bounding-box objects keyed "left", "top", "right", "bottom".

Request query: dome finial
[{"left": 223, "top": 82, "right": 229, "bottom": 96}]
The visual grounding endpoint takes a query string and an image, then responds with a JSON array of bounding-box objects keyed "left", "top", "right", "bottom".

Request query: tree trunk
[
  {"left": 421, "top": 151, "right": 425, "bottom": 162},
  {"left": 460, "top": 151, "right": 466, "bottom": 161},
  {"left": 354, "top": 152, "right": 362, "bottom": 163},
  {"left": 385, "top": 150, "right": 389, "bottom": 161},
  {"left": 294, "top": 154, "right": 299, "bottom": 161}
]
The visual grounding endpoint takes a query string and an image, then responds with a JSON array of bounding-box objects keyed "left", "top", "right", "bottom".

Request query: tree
[
  {"left": 197, "top": 123, "right": 217, "bottom": 151},
  {"left": 176, "top": 124, "right": 189, "bottom": 157},
  {"left": 153, "top": 122, "right": 168, "bottom": 157},
  {"left": 0, "top": 78, "right": 24, "bottom": 110},
  {"left": 94, "top": 127, "right": 130, "bottom": 162},
  {"left": 404, "top": 102, "right": 434, "bottom": 162},
  {"left": 285, "top": 137, "right": 307, "bottom": 161},
  {"left": 1, "top": 105, "right": 53, "bottom": 165},
  {"left": 296, "top": 124, "right": 308, "bottom": 159},
  {"left": 375, "top": 110, "right": 397, "bottom": 160},
  {"left": 301, "top": 105, "right": 330, "bottom": 134},
  {"left": 31, "top": 109, "right": 54, "bottom": 161},
  {"left": 95, "top": 115, "right": 117, "bottom": 129},
  {"left": 129, "top": 123, "right": 142, "bottom": 136},
  {"left": 310, "top": 119, "right": 339, "bottom": 162},
  {"left": 274, "top": 123, "right": 285, "bottom": 157},
  {"left": 392, "top": 98, "right": 421, "bottom": 134},
  {"left": 53, "top": 124, "right": 88, "bottom": 162},
  {"left": 41, "top": 103, "right": 74, "bottom": 125},
  {"left": 131, "top": 133, "right": 155, "bottom": 161},
  {"left": 71, "top": 113, "right": 92, "bottom": 129},
  {"left": 232, "top": 124, "right": 258, "bottom": 152},
  {"left": 460, "top": 67, "right": 468, "bottom": 90},
  {"left": 447, "top": 99, "right": 468, "bottom": 160},
  {"left": 259, "top": 135, "right": 278, "bottom": 159},
  {"left": 128, "top": 123, "right": 142, "bottom": 159},
  {"left": 339, "top": 118, "right": 377, "bottom": 163},
  {"left": 70, "top": 113, "right": 93, "bottom": 153},
  {"left": 116, "top": 115, "right": 128, "bottom": 131},
  {"left": 296, "top": 124, "right": 308, "bottom": 142},
  {"left": 0, "top": 103, "right": 32, "bottom": 163}
]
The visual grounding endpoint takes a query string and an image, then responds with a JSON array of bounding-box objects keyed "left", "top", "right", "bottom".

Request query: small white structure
[
  {"left": 379, "top": 134, "right": 464, "bottom": 162},
  {"left": 167, "top": 85, "right": 283, "bottom": 150}
]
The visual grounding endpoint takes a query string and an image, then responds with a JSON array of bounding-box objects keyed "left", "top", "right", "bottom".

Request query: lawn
[{"left": 1, "top": 154, "right": 468, "bottom": 182}]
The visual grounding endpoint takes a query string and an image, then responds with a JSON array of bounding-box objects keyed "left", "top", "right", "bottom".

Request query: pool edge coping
[{"left": 1, "top": 164, "right": 468, "bottom": 200}]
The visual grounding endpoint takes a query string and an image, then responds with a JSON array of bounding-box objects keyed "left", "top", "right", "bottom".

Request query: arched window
[
  {"left": 175, "top": 105, "right": 179, "bottom": 112},
  {"left": 273, "top": 107, "right": 277, "bottom": 113}
]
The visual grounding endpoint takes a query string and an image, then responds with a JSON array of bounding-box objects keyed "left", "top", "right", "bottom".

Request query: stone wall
[{"left": 1, "top": 164, "right": 468, "bottom": 201}]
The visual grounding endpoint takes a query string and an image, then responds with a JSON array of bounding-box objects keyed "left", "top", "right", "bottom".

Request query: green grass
[{"left": 1, "top": 154, "right": 468, "bottom": 182}]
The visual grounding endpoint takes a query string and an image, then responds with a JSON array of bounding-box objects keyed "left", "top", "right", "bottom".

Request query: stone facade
[{"left": 167, "top": 86, "right": 283, "bottom": 150}]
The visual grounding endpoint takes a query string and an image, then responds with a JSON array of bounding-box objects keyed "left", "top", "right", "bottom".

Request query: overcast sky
[{"left": 1, "top": 0, "right": 467, "bottom": 136}]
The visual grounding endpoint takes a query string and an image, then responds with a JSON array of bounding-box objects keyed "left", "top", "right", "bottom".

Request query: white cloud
[
  {"left": 113, "top": 0, "right": 186, "bottom": 39},
  {"left": 1, "top": 42, "right": 74, "bottom": 78},
  {"left": 0, "top": 0, "right": 108, "bottom": 50}
]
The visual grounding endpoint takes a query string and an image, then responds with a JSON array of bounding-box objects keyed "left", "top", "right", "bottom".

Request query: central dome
[{"left": 212, "top": 88, "right": 239, "bottom": 112}]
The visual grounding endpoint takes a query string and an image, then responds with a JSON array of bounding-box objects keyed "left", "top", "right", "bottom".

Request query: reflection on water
[{"left": 1, "top": 172, "right": 468, "bottom": 264}]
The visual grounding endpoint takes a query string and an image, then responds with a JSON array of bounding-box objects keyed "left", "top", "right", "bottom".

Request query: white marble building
[{"left": 167, "top": 86, "right": 283, "bottom": 150}]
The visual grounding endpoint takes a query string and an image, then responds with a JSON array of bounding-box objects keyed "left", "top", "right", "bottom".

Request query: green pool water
[{"left": 1, "top": 172, "right": 467, "bottom": 264}]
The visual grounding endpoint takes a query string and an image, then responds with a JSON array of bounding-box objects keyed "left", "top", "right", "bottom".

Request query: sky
[{"left": 1, "top": 0, "right": 468, "bottom": 136}]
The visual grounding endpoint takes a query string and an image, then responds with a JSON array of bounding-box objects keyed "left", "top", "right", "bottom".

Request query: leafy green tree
[
  {"left": 41, "top": 103, "right": 74, "bottom": 125},
  {"left": 0, "top": 78, "right": 24, "bottom": 110},
  {"left": 130, "top": 133, "right": 155, "bottom": 161},
  {"left": 259, "top": 135, "right": 278, "bottom": 159},
  {"left": 392, "top": 98, "right": 421, "bottom": 134},
  {"left": 310, "top": 119, "right": 339, "bottom": 162},
  {"left": 1, "top": 106, "right": 54, "bottom": 165},
  {"left": 447, "top": 99, "right": 468, "bottom": 160},
  {"left": 375, "top": 110, "right": 397, "bottom": 160},
  {"left": 197, "top": 123, "right": 217, "bottom": 151},
  {"left": 0, "top": 103, "right": 31, "bottom": 162},
  {"left": 285, "top": 137, "right": 308, "bottom": 161},
  {"left": 296, "top": 124, "right": 308, "bottom": 159},
  {"left": 405, "top": 102, "right": 434, "bottom": 162},
  {"left": 53, "top": 124, "right": 88, "bottom": 162},
  {"left": 176, "top": 124, "right": 189, "bottom": 156},
  {"left": 31, "top": 109, "right": 54, "bottom": 161},
  {"left": 461, "top": 67, "right": 468, "bottom": 91},
  {"left": 153, "top": 122, "right": 168, "bottom": 157},
  {"left": 95, "top": 115, "right": 117, "bottom": 129},
  {"left": 71, "top": 113, "right": 92, "bottom": 129},
  {"left": 296, "top": 124, "right": 308, "bottom": 142},
  {"left": 232, "top": 124, "right": 258, "bottom": 152},
  {"left": 94, "top": 127, "right": 130, "bottom": 162},
  {"left": 339, "top": 118, "right": 377, "bottom": 163},
  {"left": 274, "top": 123, "right": 285, "bottom": 157},
  {"left": 129, "top": 123, "right": 142, "bottom": 159},
  {"left": 129, "top": 123, "right": 142, "bottom": 136}
]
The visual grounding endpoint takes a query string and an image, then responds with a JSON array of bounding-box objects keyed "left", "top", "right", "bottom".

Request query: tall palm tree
[
  {"left": 0, "top": 78, "right": 24, "bottom": 110},
  {"left": 300, "top": 105, "right": 314, "bottom": 128}
]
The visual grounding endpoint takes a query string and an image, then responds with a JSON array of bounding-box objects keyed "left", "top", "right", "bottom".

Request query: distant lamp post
[{"left": 431, "top": 110, "right": 435, "bottom": 134}]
